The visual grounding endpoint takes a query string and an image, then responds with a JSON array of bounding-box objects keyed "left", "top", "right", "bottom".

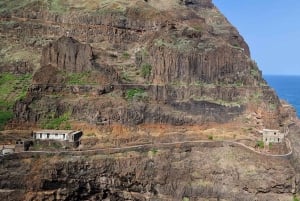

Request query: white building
[
  {"left": 262, "top": 129, "right": 285, "bottom": 145},
  {"left": 33, "top": 130, "right": 82, "bottom": 142}
]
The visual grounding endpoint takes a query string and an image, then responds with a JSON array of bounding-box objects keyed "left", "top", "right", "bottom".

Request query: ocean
[{"left": 264, "top": 75, "right": 300, "bottom": 117}]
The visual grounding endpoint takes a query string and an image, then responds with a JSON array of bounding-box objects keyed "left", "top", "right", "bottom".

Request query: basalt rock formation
[
  {"left": 0, "top": 0, "right": 298, "bottom": 200},
  {"left": 41, "top": 36, "right": 93, "bottom": 73},
  {"left": 0, "top": 0, "right": 282, "bottom": 129}
]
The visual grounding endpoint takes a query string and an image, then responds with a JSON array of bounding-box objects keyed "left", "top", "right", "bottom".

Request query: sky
[{"left": 212, "top": 0, "right": 300, "bottom": 75}]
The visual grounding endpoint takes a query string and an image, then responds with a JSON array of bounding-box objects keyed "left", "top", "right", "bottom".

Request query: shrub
[
  {"left": 293, "top": 195, "right": 300, "bottom": 201},
  {"left": 151, "top": 148, "right": 158, "bottom": 155},
  {"left": 269, "top": 142, "right": 273, "bottom": 149},
  {"left": 141, "top": 63, "right": 152, "bottom": 78},
  {"left": 122, "top": 52, "right": 130, "bottom": 59},
  {"left": 256, "top": 140, "right": 264, "bottom": 148},
  {"left": 125, "top": 88, "right": 148, "bottom": 101},
  {"left": 66, "top": 71, "right": 92, "bottom": 85},
  {"left": 0, "top": 111, "right": 13, "bottom": 130},
  {"left": 208, "top": 135, "right": 213, "bottom": 140}
]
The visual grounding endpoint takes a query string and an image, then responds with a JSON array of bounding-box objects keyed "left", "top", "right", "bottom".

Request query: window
[
  {"left": 63, "top": 134, "right": 65, "bottom": 139},
  {"left": 278, "top": 138, "right": 280, "bottom": 142},
  {"left": 40, "top": 133, "right": 42, "bottom": 138},
  {"left": 47, "top": 134, "right": 50, "bottom": 139}
]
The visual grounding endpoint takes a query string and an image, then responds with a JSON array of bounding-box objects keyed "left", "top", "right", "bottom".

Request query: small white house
[
  {"left": 32, "top": 130, "right": 82, "bottom": 142},
  {"left": 262, "top": 129, "right": 284, "bottom": 145}
]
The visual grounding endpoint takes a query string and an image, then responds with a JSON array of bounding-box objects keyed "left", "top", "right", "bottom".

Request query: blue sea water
[{"left": 264, "top": 75, "right": 300, "bottom": 117}]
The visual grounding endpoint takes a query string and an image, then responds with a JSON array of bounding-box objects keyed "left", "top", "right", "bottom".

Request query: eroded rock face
[
  {"left": 41, "top": 36, "right": 93, "bottom": 73},
  {"left": 2, "top": 0, "right": 282, "bottom": 129},
  {"left": 0, "top": 142, "right": 296, "bottom": 201}
]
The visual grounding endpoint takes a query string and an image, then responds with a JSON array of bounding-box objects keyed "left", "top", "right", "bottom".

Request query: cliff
[
  {"left": 0, "top": 140, "right": 297, "bottom": 201},
  {"left": 0, "top": 0, "right": 298, "bottom": 200},
  {"left": 0, "top": 0, "right": 282, "bottom": 130}
]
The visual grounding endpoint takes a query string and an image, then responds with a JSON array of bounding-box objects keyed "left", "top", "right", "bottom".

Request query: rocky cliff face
[
  {"left": 0, "top": 141, "right": 297, "bottom": 201},
  {"left": 0, "top": 1, "right": 298, "bottom": 200},
  {"left": 41, "top": 36, "right": 93, "bottom": 73},
  {"left": 0, "top": 0, "right": 282, "bottom": 130}
]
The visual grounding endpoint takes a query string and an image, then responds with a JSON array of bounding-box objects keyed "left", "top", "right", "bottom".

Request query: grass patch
[
  {"left": 141, "top": 63, "right": 152, "bottom": 78},
  {"left": 42, "top": 112, "right": 72, "bottom": 129},
  {"left": 48, "top": 0, "right": 69, "bottom": 14},
  {"left": 256, "top": 140, "right": 264, "bottom": 148},
  {"left": 0, "top": 73, "right": 32, "bottom": 130},
  {"left": 125, "top": 88, "right": 148, "bottom": 101},
  {"left": 122, "top": 51, "right": 131, "bottom": 60},
  {"left": 65, "top": 71, "right": 95, "bottom": 85},
  {"left": 150, "top": 148, "right": 158, "bottom": 155}
]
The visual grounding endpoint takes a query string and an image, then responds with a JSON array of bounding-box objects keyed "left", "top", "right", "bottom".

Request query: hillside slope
[{"left": 1, "top": 0, "right": 300, "bottom": 201}]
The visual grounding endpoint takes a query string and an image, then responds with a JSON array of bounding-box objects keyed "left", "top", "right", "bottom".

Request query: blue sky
[{"left": 213, "top": 0, "right": 300, "bottom": 75}]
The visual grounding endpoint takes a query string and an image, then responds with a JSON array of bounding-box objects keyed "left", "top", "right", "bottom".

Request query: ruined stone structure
[{"left": 262, "top": 129, "right": 285, "bottom": 145}]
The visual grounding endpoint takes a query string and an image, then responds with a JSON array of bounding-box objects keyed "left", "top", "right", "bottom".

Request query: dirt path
[{"left": 10, "top": 137, "right": 292, "bottom": 158}]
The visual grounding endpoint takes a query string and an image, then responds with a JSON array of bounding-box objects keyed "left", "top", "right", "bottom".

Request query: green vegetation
[
  {"left": 182, "top": 197, "right": 190, "bottom": 201},
  {"left": 141, "top": 63, "right": 152, "bottom": 78},
  {"left": 120, "top": 71, "right": 132, "bottom": 82},
  {"left": 208, "top": 135, "right": 213, "bottom": 140},
  {"left": 0, "top": 111, "right": 14, "bottom": 130},
  {"left": 250, "top": 60, "right": 261, "bottom": 77},
  {"left": 256, "top": 140, "right": 264, "bottom": 148},
  {"left": 48, "top": 0, "right": 68, "bottom": 13},
  {"left": 125, "top": 88, "right": 148, "bottom": 101},
  {"left": 154, "top": 38, "right": 191, "bottom": 51},
  {"left": 150, "top": 148, "right": 158, "bottom": 155},
  {"left": 192, "top": 25, "right": 202, "bottom": 32},
  {"left": 0, "top": 0, "right": 40, "bottom": 13},
  {"left": 293, "top": 195, "right": 300, "bottom": 201},
  {"left": 269, "top": 103, "right": 277, "bottom": 111},
  {"left": 122, "top": 52, "right": 131, "bottom": 60},
  {"left": 42, "top": 112, "right": 71, "bottom": 129},
  {"left": 66, "top": 71, "right": 94, "bottom": 85},
  {"left": 0, "top": 73, "right": 32, "bottom": 130},
  {"left": 269, "top": 142, "right": 273, "bottom": 149}
]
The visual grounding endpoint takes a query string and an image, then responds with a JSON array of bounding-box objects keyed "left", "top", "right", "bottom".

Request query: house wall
[
  {"left": 34, "top": 133, "right": 68, "bottom": 141},
  {"left": 69, "top": 131, "right": 82, "bottom": 142},
  {"left": 263, "top": 129, "right": 284, "bottom": 145}
]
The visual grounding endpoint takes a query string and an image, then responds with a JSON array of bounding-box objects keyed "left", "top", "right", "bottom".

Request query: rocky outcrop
[
  {"left": 41, "top": 36, "right": 93, "bottom": 73},
  {"left": 148, "top": 44, "right": 256, "bottom": 84}
]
